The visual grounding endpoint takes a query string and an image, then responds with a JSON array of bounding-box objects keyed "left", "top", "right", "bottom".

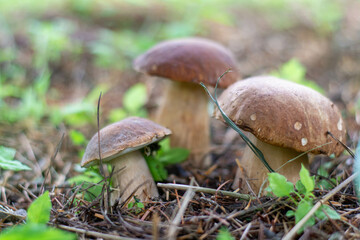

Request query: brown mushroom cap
[
  {"left": 81, "top": 117, "right": 171, "bottom": 167},
  {"left": 133, "top": 37, "right": 239, "bottom": 88},
  {"left": 214, "top": 76, "right": 346, "bottom": 156}
]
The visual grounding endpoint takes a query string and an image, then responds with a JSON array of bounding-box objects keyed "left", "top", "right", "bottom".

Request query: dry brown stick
[
  {"left": 152, "top": 212, "right": 160, "bottom": 240},
  {"left": 40, "top": 133, "right": 65, "bottom": 195},
  {"left": 117, "top": 212, "right": 144, "bottom": 233},
  {"left": 167, "top": 179, "right": 195, "bottom": 240},
  {"left": 157, "top": 183, "right": 254, "bottom": 200},
  {"left": 18, "top": 184, "right": 37, "bottom": 199},
  {"left": 282, "top": 172, "right": 358, "bottom": 240},
  {"left": 55, "top": 224, "right": 141, "bottom": 240},
  {"left": 199, "top": 222, "right": 222, "bottom": 240},
  {"left": 240, "top": 223, "right": 252, "bottom": 240}
]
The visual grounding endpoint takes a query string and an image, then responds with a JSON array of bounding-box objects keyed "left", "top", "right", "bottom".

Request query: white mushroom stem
[
  {"left": 232, "top": 133, "right": 309, "bottom": 194},
  {"left": 110, "top": 151, "right": 159, "bottom": 205},
  {"left": 155, "top": 81, "right": 211, "bottom": 168}
]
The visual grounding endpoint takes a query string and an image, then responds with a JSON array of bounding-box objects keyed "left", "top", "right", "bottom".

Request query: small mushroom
[
  {"left": 81, "top": 117, "right": 171, "bottom": 204},
  {"left": 214, "top": 76, "right": 346, "bottom": 194},
  {"left": 133, "top": 37, "right": 239, "bottom": 168}
]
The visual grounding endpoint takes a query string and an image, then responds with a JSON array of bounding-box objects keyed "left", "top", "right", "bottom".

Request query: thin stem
[
  {"left": 157, "top": 183, "right": 255, "bottom": 200},
  {"left": 200, "top": 70, "right": 274, "bottom": 173}
]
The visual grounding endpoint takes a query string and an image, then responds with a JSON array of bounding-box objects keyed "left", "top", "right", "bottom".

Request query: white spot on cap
[
  {"left": 337, "top": 119, "right": 343, "bottom": 131},
  {"left": 301, "top": 138, "right": 308, "bottom": 146},
  {"left": 294, "top": 122, "right": 302, "bottom": 131},
  {"left": 250, "top": 114, "right": 257, "bottom": 121}
]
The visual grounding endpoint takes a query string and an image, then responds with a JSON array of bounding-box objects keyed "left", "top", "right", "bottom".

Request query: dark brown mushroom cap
[
  {"left": 214, "top": 76, "right": 346, "bottom": 156},
  {"left": 133, "top": 37, "right": 239, "bottom": 88},
  {"left": 81, "top": 117, "right": 171, "bottom": 167}
]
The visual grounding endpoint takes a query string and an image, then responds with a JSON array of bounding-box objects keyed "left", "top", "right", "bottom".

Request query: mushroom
[
  {"left": 214, "top": 76, "right": 346, "bottom": 194},
  {"left": 81, "top": 117, "right": 171, "bottom": 205},
  {"left": 133, "top": 37, "right": 239, "bottom": 168}
]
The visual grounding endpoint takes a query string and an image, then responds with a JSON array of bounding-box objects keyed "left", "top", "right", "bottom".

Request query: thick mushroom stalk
[
  {"left": 110, "top": 151, "right": 158, "bottom": 205},
  {"left": 233, "top": 133, "right": 309, "bottom": 193},
  {"left": 155, "top": 81, "right": 210, "bottom": 168}
]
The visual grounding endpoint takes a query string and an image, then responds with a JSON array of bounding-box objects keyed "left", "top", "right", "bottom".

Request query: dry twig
[{"left": 157, "top": 183, "right": 254, "bottom": 200}]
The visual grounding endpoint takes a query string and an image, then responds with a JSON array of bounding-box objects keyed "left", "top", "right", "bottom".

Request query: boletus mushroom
[
  {"left": 133, "top": 37, "right": 239, "bottom": 168},
  {"left": 214, "top": 76, "right": 346, "bottom": 194},
  {"left": 81, "top": 117, "right": 171, "bottom": 205}
]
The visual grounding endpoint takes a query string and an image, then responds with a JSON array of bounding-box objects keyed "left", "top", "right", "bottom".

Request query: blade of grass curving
[
  {"left": 354, "top": 137, "right": 360, "bottom": 198},
  {"left": 200, "top": 70, "right": 274, "bottom": 173},
  {"left": 327, "top": 131, "right": 355, "bottom": 158},
  {"left": 97, "top": 91, "right": 111, "bottom": 211},
  {"left": 97, "top": 91, "right": 105, "bottom": 177}
]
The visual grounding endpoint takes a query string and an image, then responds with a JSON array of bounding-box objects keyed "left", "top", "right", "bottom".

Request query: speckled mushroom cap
[
  {"left": 81, "top": 117, "right": 171, "bottom": 167},
  {"left": 214, "top": 76, "right": 346, "bottom": 156},
  {"left": 133, "top": 37, "right": 239, "bottom": 88}
]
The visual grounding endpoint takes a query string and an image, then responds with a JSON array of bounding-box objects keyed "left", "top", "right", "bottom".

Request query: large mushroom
[
  {"left": 214, "top": 76, "right": 346, "bottom": 194},
  {"left": 133, "top": 37, "right": 239, "bottom": 168},
  {"left": 81, "top": 117, "right": 171, "bottom": 205}
]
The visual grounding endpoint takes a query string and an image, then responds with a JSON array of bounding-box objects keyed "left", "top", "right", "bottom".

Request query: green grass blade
[{"left": 200, "top": 71, "right": 274, "bottom": 173}]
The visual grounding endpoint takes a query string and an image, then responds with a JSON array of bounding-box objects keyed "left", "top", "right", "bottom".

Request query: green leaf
[
  {"left": 108, "top": 108, "right": 128, "bottom": 122},
  {"left": 0, "top": 156, "right": 31, "bottom": 171},
  {"left": 69, "top": 130, "right": 87, "bottom": 146},
  {"left": 34, "top": 70, "right": 51, "bottom": 97},
  {"left": 68, "top": 170, "right": 104, "bottom": 201},
  {"left": 136, "top": 202, "right": 145, "bottom": 209},
  {"left": 317, "top": 165, "right": 329, "bottom": 178},
  {"left": 68, "top": 170, "right": 103, "bottom": 184},
  {"left": 295, "top": 200, "right": 315, "bottom": 232},
  {"left": 0, "top": 146, "right": 31, "bottom": 171},
  {"left": 316, "top": 179, "right": 334, "bottom": 190},
  {"left": 127, "top": 196, "right": 145, "bottom": 214},
  {"left": 158, "top": 148, "right": 189, "bottom": 165},
  {"left": 0, "top": 146, "right": 16, "bottom": 159},
  {"left": 271, "top": 58, "right": 325, "bottom": 94},
  {"left": 84, "top": 84, "right": 109, "bottom": 103},
  {"left": 59, "top": 101, "right": 95, "bottom": 127},
  {"left": 272, "top": 58, "right": 306, "bottom": 83},
  {"left": 267, "top": 173, "right": 294, "bottom": 197},
  {"left": 145, "top": 156, "right": 168, "bottom": 181},
  {"left": 299, "top": 164, "right": 315, "bottom": 194},
  {"left": 315, "top": 205, "right": 340, "bottom": 220},
  {"left": 216, "top": 227, "right": 235, "bottom": 240},
  {"left": 27, "top": 191, "right": 52, "bottom": 224},
  {"left": 0, "top": 224, "right": 76, "bottom": 240},
  {"left": 295, "top": 180, "right": 306, "bottom": 195},
  {"left": 286, "top": 210, "right": 295, "bottom": 217},
  {"left": 123, "top": 83, "right": 147, "bottom": 113},
  {"left": 158, "top": 138, "right": 171, "bottom": 152}
]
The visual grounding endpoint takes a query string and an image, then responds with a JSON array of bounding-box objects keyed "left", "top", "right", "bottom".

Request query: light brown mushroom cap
[
  {"left": 214, "top": 76, "right": 346, "bottom": 156},
  {"left": 133, "top": 37, "right": 239, "bottom": 88},
  {"left": 81, "top": 117, "right": 171, "bottom": 167}
]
